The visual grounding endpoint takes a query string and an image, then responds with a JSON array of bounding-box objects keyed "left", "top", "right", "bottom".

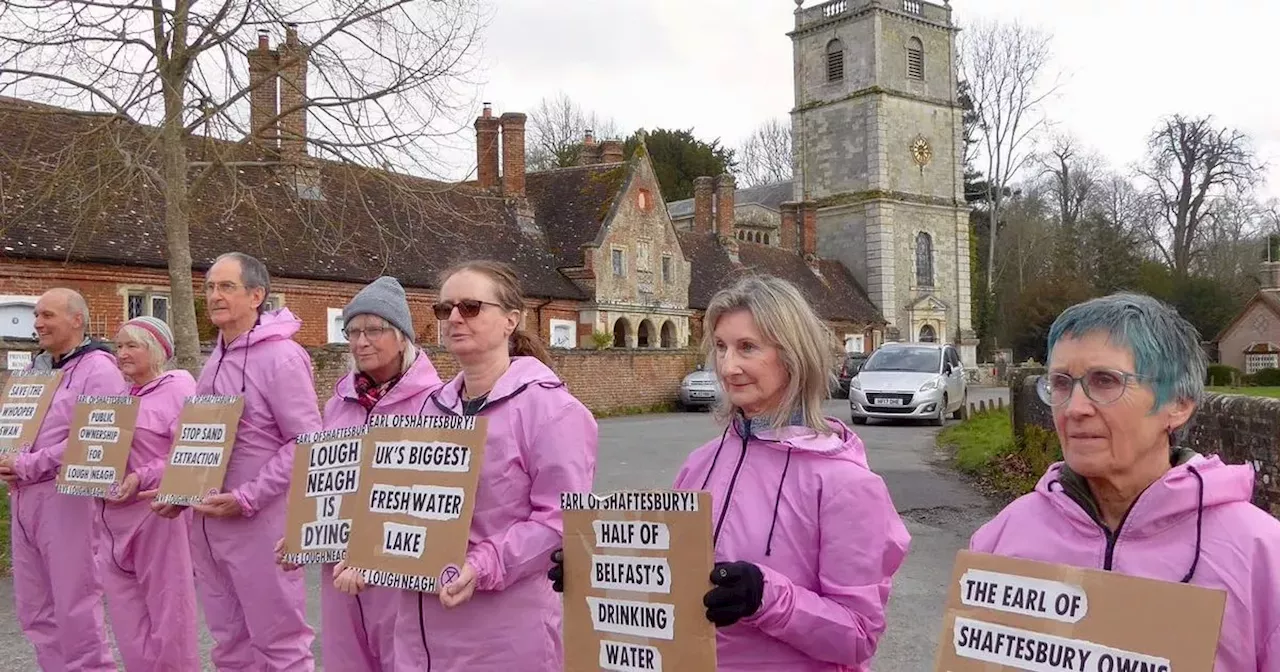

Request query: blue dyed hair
[{"left": 1046, "top": 292, "right": 1206, "bottom": 411}]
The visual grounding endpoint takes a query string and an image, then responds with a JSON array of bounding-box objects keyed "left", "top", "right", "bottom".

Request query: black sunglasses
[{"left": 433, "top": 299, "right": 503, "bottom": 321}]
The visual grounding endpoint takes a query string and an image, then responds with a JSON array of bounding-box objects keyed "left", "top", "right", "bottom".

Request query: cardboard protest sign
[
  {"left": 343, "top": 414, "right": 487, "bottom": 592},
  {"left": 280, "top": 425, "right": 368, "bottom": 565},
  {"left": 154, "top": 395, "right": 245, "bottom": 506},
  {"left": 55, "top": 395, "right": 140, "bottom": 498},
  {"left": 0, "top": 370, "right": 63, "bottom": 455},
  {"left": 561, "top": 490, "right": 717, "bottom": 672},
  {"left": 935, "top": 550, "right": 1226, "bottom": 672}
]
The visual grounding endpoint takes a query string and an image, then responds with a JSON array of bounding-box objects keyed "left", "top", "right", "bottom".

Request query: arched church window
[
  {"left": 826, "top": 39, "right": 845, "bottom": 83},
  {"left": 915, "top": 231, "right": 934, "bottom": 287},
  {"left": 907, "top": 37, "right": 925, "bottom": 80}
]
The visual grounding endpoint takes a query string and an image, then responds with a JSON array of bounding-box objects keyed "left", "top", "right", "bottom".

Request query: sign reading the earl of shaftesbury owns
[
  {"left": 280, "top": 425, "right": 368, "bottom": 565},
  {"left": 55, "top": 395, "right": 140, "bottom": 498},
  {"left": 0, "top": 370, "right": 63, "bottom": 455},
  {"left": 561, "top": 490, "right": 717, "bottom": 672},
  {"left": 343, "top": 414, "right": 488, "bottom": 593},
  {"left": 154, "top": 395, "right": 245, "bottom": 506},
  {"left": 934, "top": 550, "right": 1227, "bottom": 672}
]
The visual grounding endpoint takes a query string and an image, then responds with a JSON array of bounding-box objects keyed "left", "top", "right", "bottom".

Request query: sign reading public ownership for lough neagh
[
  {"left": 561, "top": 490, "right": 717, "bottom": 672},
  {"left": 935, "top": 550, "right": 1226, "bottom": 672},
  {"left": 343, "top": 414, "right": 488, "bottom": 593},
  {"left": 0, "top": 370, "right": 63, "bottom": 455},
  {"left": 154, "top": 395, "right": 245, "bottom": 506},
  {"left": 55, "top": 395, "right": 140, "bottom": 498},
  {"left": 280, "top": 425, "right": 369, "bottom": 565}
]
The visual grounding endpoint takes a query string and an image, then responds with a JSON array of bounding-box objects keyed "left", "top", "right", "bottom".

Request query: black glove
[
  {"left": 703, "top": 561, "right": 764, "bottom": 627},
  {"left": 548, "top": 549, "right": 564, "bottom": 592}
]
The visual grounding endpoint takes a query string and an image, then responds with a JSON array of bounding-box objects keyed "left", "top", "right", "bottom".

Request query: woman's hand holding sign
[
  {"left": 704, "top": 561, "right": 765, "bottom": 627},
  {"left": 105, "top": 472, "right": 140, "bottom": 505},
  {"left": 439, "top": 562, "right": 478, "bottom": 608}
]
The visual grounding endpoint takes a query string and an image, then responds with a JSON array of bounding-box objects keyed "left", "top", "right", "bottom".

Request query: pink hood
[
  {"left": 971, "top": 454, "right": 1280, "bottom": 669},
  {"left": 196, "top": 308, "right": 323, "bottom": 516},
  {"left": 673, "top": 415, "right": 911, "bottom": 671},
  {"left": 323, "top": 350, "right": 444, "bottom": 426},
  {"left": 130, "top": 369, "right": 198, "bottom": 490}
]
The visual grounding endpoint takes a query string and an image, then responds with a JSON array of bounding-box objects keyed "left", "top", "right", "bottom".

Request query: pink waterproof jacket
[
  {"left": 196, "top": 308, "right": 321, "bottom": 516},
  {"left": 970, "top": 453, "right": 1280, "bottom": 671},
  {"left": 320, "top": 352, "right": 442, "bottom": 670},
  {"left": 130, "top": 370, "right": 197, "bottom": 491},
  {"left": 673, "top": 416, "right": 911, "bottom": 671},
  {"left": 14, "top": 345, "right": 126, "bottom": 484},
  {"left": 392, "top": 356, "right": 598, "bottom": 671}
]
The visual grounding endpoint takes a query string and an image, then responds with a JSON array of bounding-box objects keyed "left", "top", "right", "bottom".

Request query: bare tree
[
  {"left": 1039, "top": 133, "right": 1103, "bottom": 274},
  {"left": 526, "top": 92, "right": 619, "bottom": 171},
  {"left": 960, "top": 19, "right": 1058, "bottom": 299},
  {"left": 736, "top": 117, "right": 792, "bottom": 187},
  {"left": 0, "top": 0, "right": 485, "bottom": 369},
  {"left": 1134, "top": 114, "right": 1263, "bottom": 278}
]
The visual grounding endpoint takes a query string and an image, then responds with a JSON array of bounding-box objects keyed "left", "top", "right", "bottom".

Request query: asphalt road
[{"left": 0, "top": 388, "right": 1007, "bottom": 671}]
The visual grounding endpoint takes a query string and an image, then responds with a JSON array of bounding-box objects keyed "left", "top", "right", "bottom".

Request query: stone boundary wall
[{"left": 1012, "top": 375, "right": 1280, "bottom": 517}]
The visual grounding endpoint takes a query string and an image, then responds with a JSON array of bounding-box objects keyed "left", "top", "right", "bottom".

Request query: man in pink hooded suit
[
  {"left": 1, "top": 288, "right": 124, "bottom": 671},
  {"left": 151, "top": 252, "right": 321, "bottom": 670}
]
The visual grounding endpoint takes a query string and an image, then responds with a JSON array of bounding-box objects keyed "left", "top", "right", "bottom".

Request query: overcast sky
[{"left": 443, "top": 0, "right": 1278, "bottom": 200}]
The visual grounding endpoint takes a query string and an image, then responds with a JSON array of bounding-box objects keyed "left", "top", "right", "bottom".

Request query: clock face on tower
[{"left": 911, "top": 136, "right": 932, "bottom": 167}]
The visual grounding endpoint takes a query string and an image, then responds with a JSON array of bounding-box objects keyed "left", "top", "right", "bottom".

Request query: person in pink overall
[
  {"left": 969, "top": 292, "right": 1280, "bottom": 670},
  {"left": 552, "top": 275, "right": 912, "bottom": 671},
  {"left": 149, "top": 252, "right": 320, "bottom": 670},
  {"left": 275, "top": 276, "right": 444, "bottom": 670},
  {"left": 100, "top": 315, "right": 200, "bottom": 670},
  {"left": 0, "top": 288, "right": 123, "bottom": 671},
  {"left": 336, "top": 260, "right": 598, "bottom": 671}
]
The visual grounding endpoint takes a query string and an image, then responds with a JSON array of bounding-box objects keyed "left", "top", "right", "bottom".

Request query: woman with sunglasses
[
  {"left": 335, "top": 260, "right": 597, "bottom": 671},
  {"left": 274, "top": 276, "right": 443, "bottom": 670},
  {"left": 970, "top": 292, "right": 1280, "bottom": 670}
]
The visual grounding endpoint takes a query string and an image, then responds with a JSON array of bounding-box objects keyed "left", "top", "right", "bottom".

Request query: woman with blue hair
[{"left": 970, "top": 292, "right": 1280, "bottom": 669}]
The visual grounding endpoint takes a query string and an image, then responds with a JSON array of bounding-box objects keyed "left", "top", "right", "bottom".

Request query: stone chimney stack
[
  {"left": 800, "top": 201, "right": 818, "bottom": 257},
  {"left": 715, "top": 173, "right": 736, "bottom": 241},
  {"left": 693, "top": 177, "right": 714, "bottom": 233},
  {"left": 499, "top": 112, "right": 527, "bottom": 197},
  {"left": 600, "top": 140, "right": 625, "bottom": 164},
  {"left": 277, "top": 23, "right": 309, "bottom": 158},
  {"left": 247, "top": 29, "right": 279, "bottom": 149},
  {"left": 779, "top": 201, "right": 799, "bottom": 251},
  {"left": 474, "top": 103, "right": 500, "bottom": 189},
  {"left": 578, "top": 129, "right": 603, "bottom": 165}
]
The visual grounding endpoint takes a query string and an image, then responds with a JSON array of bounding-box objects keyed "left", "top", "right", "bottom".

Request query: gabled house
[{"left": 1215, "top": 260, "right": 1280, "bottom": 373}]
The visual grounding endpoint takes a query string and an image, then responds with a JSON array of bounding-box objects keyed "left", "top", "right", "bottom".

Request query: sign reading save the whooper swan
[
  {"left": 935, "top": 550, "right": 1226, "bottom": 672},
  {"left": 0, "top": 370, "right": 63, "bottom": 455}
]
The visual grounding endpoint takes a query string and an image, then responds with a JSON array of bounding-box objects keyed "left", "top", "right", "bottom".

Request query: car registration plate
[{"left": 875, "top": 397, "right": 903, "bottom": 406}]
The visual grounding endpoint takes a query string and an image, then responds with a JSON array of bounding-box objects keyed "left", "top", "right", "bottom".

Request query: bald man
[{"left": 0, "top": 288, "right": 124, "bottom": 671}]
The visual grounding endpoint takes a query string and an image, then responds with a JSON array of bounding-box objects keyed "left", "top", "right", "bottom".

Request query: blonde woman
[{"left": 551, "top": 275, "right": 911, "bottom": 671}]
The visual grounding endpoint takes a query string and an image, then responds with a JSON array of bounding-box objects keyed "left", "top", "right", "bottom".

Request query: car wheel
[{"left": 933, "top": 396, "right": 947, "bottom": 426}]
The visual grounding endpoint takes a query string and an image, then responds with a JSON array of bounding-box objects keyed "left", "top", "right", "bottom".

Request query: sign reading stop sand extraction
[
  {"left": 0, "top": 370, "right": 63, "bottom": 455},
  {"left": 154, "top": 395, "right": 244, "bottom": 506},
  {"left": 935, "top": 550, "right": 1226, "bottom": 672},
  {"left": 55, "top": 395, "right": 140, "bottom": 498},
  {"left": 561, "top": 490, "right": 717, "bottom": 672},
  {"left": 343, "top": 414, "right": 488, "bottom": 593}
]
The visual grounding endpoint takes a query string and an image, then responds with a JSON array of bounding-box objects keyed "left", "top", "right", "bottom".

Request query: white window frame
[
  {"left": 611, "top": 247, "right": 627, "bottom": 278},
  {"left": 1246, "top": 353, "right": 1279, "bottom": 374},
  {"left": 844, "top": 334, "right": 866, "bottom": 354},
  {"left": 549, "top": 319, "right": 577, "bottom": 349},
  {"left": 661, "top": 255, "right": 673, "bottom": 284},
  {"left": 327, "top": 308, "right": 347, "bottom": 344},
  {"left": 637, "top": 240, "right": 652, "bottom": 272},
  {"left": 125, "top": 289, "right": 170, "bottom": 323}
]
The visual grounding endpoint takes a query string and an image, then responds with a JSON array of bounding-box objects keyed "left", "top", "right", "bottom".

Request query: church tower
[{"left": 789, "top": 0, "right": 976, "bottom": 366}]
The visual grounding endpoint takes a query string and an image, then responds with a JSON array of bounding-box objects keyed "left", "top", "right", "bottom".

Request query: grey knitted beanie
[{"left": 343, "top": 276, "right": 415, "bottom": 342}]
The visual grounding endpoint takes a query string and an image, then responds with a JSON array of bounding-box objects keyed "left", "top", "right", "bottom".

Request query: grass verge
[
  {"left": 1208, "top": 386, "right": 1280, "bottom": 398},
  {"left": 937, "top": 409, "right": 1061, "bottom": 503}
]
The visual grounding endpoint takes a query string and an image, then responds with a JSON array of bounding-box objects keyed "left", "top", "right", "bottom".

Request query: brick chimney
[
  {"left": 278, "top": 23, "right": 308, "bottom": 157},
  {"left": 779, "top": 201, "right": 799, "bottom": 251},
  {"left": 715, "top": 173, "right": 736, "bottom": 241},
  {"left": 577, "top": 129, "right": 603, "bottom": 166},
  {"left": 600, "top": 139, "right": 625, "bottom": 164},
  {"left": 499, "top": 112, "right": 526, "bottom": 197},
  {"left": 693, "top": 177, "right": 714, "bottom": 233},
  {"left": 475, "top": 103, "right": 499, "bottom": 189},
  {"left": 800, "top": 201, "right": 818, "bottom": 257},
  {"left": 247, "top": 29, "right": 279, "bottom": 148}
]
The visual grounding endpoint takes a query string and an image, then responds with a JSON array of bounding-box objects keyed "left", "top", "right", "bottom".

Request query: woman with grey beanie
[{"left": 275, "top": 275, "right": 444, "bottom": 670}]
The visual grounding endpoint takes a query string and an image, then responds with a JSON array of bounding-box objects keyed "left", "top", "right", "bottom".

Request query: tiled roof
[
  {"left": 667, "top": 179, "right": 794, "bottom": 219},
  {"left": 0, "top": 98, "right": 588, "bottom": 299},
  {"left": 525, "top": 162, "right": 627, "bottom": 270},
  {"left": 675, "top": 231, "right": 884, "bottom": 325}
]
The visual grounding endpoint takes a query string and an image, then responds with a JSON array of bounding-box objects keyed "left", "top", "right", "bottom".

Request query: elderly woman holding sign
[
  {"left": 336, "top": 260, "right": 598, "bottom": 671},
  {"left": 548, "top": 275, "right": 911, "bottom": 671},
  {"left": 274, "top": 276, "right": 443, "bottom": 671},
  {"left": 99, "top": 316, "right": 200, "bottom": 670},
  {"left": 969, "top": 292, "right": 1280, "bottom": 670}
]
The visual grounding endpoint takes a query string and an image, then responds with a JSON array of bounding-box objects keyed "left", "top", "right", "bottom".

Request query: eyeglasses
[
  {"left": 343, "top": 326, "right": 390, "bottom": 342},
  {"left": 432, "top": 299, "right": 502, "bottom": 321},
  {"left": 204, "top": 281, "right": 242, "bottom": 295},
  {"left": 1036, "top": 368, "right": 1147, "bottom": 407}
]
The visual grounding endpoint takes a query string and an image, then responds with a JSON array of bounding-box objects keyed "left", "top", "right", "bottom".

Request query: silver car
[
  {"left": 677, "top": 365, "right": 721, "bottom": 411},
  {"left": 849, "top": 342, "right": 967, "bottom": 426}
]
